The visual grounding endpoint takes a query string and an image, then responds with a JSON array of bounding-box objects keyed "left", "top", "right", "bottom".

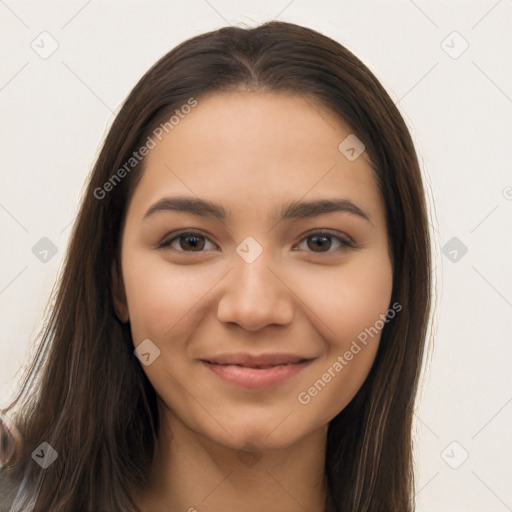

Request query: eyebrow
[{"left": 143, "top": 196, "right": 371, "bottom": 224}]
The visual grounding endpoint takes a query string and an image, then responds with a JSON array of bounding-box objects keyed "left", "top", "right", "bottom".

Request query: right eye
[{"left": 158, "top": 231, "right": 219, "bottom": 253}]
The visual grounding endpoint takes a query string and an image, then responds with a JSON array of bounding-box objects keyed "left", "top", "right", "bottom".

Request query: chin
[{"left": 208, "top": 413, "right": 316, "bottom": 453}]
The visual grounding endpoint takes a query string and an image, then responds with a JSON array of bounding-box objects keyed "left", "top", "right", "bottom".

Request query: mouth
[
  {"left": 202, "top": 353, "right": 313, "bottom": 367},
  {"left": 204, "top": 360, "right": 311, "bottom": 369},
  {"left": 200, "top": 353, "right": 316, "bottom": 388}
]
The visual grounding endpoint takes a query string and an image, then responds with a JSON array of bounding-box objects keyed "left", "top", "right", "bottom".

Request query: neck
[{"left": 134, "top": 402, "right": 329, "bottom": 512}]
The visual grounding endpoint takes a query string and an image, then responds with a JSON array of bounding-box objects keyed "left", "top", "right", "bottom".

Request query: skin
[{"left": 112, "top": 91, "right": 393, "bottom": 512}]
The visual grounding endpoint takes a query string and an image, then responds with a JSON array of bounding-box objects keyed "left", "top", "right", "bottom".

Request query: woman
[{"left": 0, "top": 20, "right": 432, "bottom": 512}]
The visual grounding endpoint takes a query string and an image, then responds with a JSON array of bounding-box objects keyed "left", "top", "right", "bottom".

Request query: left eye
[
  {"left": 292, "top": 231, "right": 354, "bottom": 253},
  {"left": 158, "top": 230, "right": 354, "bottom": 254}
]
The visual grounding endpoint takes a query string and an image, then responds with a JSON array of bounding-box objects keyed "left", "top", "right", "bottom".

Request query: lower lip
[{"left": 202, "top": 360, "right": 314, "bottom": 388}]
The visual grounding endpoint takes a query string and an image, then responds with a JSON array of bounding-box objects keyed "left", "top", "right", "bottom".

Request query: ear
[{"left": 111, "top": 259, "right": 129, "bottom": 323}]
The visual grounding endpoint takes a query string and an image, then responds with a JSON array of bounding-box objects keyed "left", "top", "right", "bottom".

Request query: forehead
[{"left": 129, "top": 91, "right": 384, "bottom": 227}]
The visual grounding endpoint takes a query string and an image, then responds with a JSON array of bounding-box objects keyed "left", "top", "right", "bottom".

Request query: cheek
[
  {"left": 328, "top": 258, "right": 393, "bottom": 374},
  {"left": 290, "top": 251, "right": 393, "bottom": 346},
  {"left": 331, "top": 262, "right": 393, "bottom": 341},
  {"left": 122, "top": 254, "right": 214, "bottom": 343},
  {"left": 291, "top": 254, "right": 393, "bottom": 420}
]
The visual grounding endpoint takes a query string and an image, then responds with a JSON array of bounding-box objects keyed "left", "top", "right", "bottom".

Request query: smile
[{"left": 201, "top": 355, "right": 315, "bottom": 388}]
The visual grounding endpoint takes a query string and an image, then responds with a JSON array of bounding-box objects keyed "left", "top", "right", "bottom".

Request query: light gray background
[{"left": 1, "top": 1, "right": 511, "bottom": 511}]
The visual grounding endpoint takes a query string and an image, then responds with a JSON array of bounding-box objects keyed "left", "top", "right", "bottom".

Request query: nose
[{"left": 216, "top": 251, "right": 294, "bottom": 332}]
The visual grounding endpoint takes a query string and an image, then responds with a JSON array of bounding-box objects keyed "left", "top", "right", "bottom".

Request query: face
[{"left": 113, "top": 91, "right": 393, "bottom": 452}]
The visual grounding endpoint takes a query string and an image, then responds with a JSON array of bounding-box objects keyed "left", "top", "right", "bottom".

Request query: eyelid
[
  {"left": 158, "top": 229, "right": 219, "bottom": 251},
  {"left": 157, "top": 228, "right": 355, "bottom": 253},
  {"left": 298, "top": 228, "right": 355, "bottom": 246}
]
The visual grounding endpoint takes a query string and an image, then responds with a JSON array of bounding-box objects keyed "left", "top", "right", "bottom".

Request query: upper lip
[{"left": 201, "top": 353, "right": 315, "bottom": 367}]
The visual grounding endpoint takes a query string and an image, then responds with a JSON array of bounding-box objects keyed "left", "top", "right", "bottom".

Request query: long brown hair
[{"left": 0, "top": 21, "right": 432, "bottom": 511}]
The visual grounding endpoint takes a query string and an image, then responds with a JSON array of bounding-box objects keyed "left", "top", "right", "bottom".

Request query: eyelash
[{"left": 158, "top": 229, "right": 355, "bottom": 254}]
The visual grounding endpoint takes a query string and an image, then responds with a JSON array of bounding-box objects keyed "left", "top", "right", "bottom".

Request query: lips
[
  {"left": 208, "top": 361, "right": 305, "bottom": 369},
  {"left": 200, "top": 353, "right": 316, "bottom": 388}
]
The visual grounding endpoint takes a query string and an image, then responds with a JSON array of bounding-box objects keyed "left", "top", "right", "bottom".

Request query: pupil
[
  {"left": 309, "top": 236, "right": 330, "bottom": 252},
  {"left": 182, "top": 236, "right": 204, "bottom": 251}
]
